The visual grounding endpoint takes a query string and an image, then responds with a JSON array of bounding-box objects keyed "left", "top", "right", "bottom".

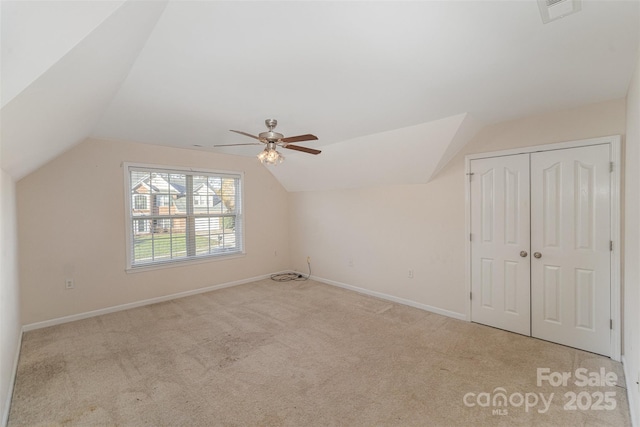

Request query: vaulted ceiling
[{"left": 2, "top": 1, "right": 638, "bottom": 190}]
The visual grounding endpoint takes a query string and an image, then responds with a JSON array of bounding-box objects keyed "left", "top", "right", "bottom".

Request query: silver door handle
[
  {"left": 534, "top": 252, "right": 542, "bottom": 259},
  {"left": 520, "top": 251, "right": 528, "bottom": 257}
]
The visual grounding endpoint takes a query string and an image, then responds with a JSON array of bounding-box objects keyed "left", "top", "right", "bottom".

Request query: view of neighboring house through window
[{"left": 126, "top": 164, "right": 244, "bottom": 268}]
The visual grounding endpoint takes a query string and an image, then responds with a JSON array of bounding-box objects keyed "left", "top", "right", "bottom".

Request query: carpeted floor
[{"left": 8, "top": 279, "right": 631, "bottom": 426}]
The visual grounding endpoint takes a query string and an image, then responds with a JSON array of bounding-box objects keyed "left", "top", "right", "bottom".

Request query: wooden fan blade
[
  {"left": 230, "top": 130, "right": 261, "bottom": 140},
  {"left": 213, "top": 143, "right": 262, "bottom": 147},
  {"left": 284, "top": 144, "right": 321, "bottom": 155},
  {"left": 281, "top": 134, "right": 318, "bottom": 143}
]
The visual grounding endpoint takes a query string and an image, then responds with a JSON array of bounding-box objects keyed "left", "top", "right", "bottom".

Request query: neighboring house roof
[
  {"left": 194, "top": 182, "right": 222, "bottom": 201},
  {"left": 193, "top": 182, "right": 213, "bottom": 194},
  {"left": 132, "top": 173, "right": 186, "bottom": 196}
]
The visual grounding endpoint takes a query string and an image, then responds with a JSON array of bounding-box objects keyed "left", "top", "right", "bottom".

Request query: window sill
[{"left": 125, "top": 251, "right": 246, "bottom": 274}]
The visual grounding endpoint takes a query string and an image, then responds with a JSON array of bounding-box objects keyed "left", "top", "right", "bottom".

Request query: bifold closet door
[
  {"left": 470, "top": 154, "right": 531, "bottom": 336},
  {"left": 530, "top": 145, "right": 611, "bottom": 356}
]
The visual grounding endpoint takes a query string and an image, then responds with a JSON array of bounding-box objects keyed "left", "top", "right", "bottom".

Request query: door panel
[
  {"left": 542, "top": 265, "right": 561, "bottom": 323},
  {"left": 542, "top": 162, "right": 561, "bottom": 248},
  {"left": 530, "top": 145, "right": 611, "bottom": 356},
  {"left": 470, "top": 155, "right": 530, "bottom": 335}
]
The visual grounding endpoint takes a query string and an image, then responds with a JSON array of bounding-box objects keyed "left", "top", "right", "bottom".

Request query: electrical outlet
[
  {"left": 65, "top": 279, "right": 74, "bottom": 289},
  {"left": 408, "top": 269, "right": 414, "bottom": 279}
]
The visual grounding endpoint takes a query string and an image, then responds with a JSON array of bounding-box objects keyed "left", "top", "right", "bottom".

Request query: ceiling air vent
[{"left": 537, "top": 0, "right": 582, "bottom": 24}]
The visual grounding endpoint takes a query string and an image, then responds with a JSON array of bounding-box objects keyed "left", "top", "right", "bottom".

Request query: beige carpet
[{"left": 8, "top": 279, "right": 630, "bottom": 426}]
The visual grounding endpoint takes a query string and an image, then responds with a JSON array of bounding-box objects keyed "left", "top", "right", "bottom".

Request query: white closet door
[
  {"left": 530, "top": 145, "right": 611, "bottom": 356},
  {"left": 470, "top": 154, "right": 531, "bottom": 335}
]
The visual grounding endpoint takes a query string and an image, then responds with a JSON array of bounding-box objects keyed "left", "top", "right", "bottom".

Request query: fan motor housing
[{"left": 258, "top": 131, "right": 284, "bottom": 142}]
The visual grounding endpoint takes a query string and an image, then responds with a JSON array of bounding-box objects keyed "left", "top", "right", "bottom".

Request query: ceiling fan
[{"left": 214, "top": 119, "right": 321, "bottom": 165}]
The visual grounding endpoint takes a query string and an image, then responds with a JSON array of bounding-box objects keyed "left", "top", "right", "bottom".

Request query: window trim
[{"left": 123, "top": 162, "right": 245, "bottom": 272}]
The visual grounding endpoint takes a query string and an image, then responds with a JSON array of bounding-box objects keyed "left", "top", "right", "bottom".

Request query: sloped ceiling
[
  {"left": 270, "top": 113, "right": 482, "bottom": 192},
  {"left": 1, "top": 1, "right": 639, "bottom": 188},
  {"left": 1, "top": 0, "right": 125, "bottom": 108},
  {"left": 1, "top": 1, "right": 168, "bottom": 179}
]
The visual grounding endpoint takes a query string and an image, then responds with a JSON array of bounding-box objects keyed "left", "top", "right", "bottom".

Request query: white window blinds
[{"left": 125, "top": 164, "right": 244, "bottom": 269}]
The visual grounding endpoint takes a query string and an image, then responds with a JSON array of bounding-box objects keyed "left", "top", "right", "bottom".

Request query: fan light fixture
[
  {"left": 257, "top": 142, "right": 284, "bottom": 165},
  {"left": 215, "top": 119, "right": 321, "bottom": 165}
]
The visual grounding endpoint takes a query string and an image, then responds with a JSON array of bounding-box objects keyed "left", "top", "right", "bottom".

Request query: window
[
  {"left": 135, "top": 219, "right": 149, "bottom": 233},
  {"left": 133, "top": 195, "right": 148, "bottom": 210},
  {"left": 125, "top": 164, "right": 244, "bottom": 269},
  {"left": 155, "top": 195, "right": 170, "bottom": 207}
]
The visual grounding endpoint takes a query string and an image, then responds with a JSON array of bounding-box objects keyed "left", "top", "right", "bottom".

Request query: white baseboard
[
  {"left": 22, "top": 273, "right": 276, "bottom": 332},
  {"left": 311, "top": 275, "right": 467, "bottom": 321},
  {"left": 1, "top": 330, "right": 22, "bottom": 427},
  {"left": 623, "top": 355, "right": 638, "bottom": 427}
]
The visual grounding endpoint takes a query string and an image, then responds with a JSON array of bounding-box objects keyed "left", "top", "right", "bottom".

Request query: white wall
[
  {"left": 0, "top": 169, "right": 21, "bottom": 426},
  {"left": 624, "top": 52, "right": 640, "bottom": 426},
  {"left": 16, "top": 139, "right": 291, "bottom": 325},
  {"left": 289, "top": 98, "right": 626, "bottom": 317}
]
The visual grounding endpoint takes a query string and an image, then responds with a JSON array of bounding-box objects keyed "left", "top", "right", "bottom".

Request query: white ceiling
[{"left": 1, "top": 1, "right": 638, "bottom": 189}]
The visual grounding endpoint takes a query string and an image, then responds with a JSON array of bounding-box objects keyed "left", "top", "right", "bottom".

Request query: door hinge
[
  {"left": 610, "top": 162, "right": 614, "bottom": 173},
  {"left": 467, "top": 172, "right": 474, "bottom": 182},
  {"left": 470, "top": 292, "right": 473, "bottom": 300},
  {"left": 610, "top": 319, "right": 613, "bottom": 330},
  {"left": 470, "top": 233, "right": 473, "bottom": 242},
  {"left": 610, "top": 241, "right": 613, "bottom": 251}
]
